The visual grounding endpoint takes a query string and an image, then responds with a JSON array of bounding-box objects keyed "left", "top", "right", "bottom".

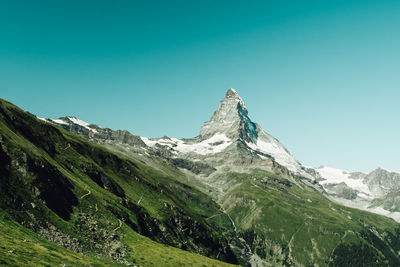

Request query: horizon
[{"left": 1, "top": 0, "right": 400, "bottom": 173}]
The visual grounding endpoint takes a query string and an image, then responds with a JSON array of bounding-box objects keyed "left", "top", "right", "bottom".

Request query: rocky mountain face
[
  {"left": 40, "top": 116, "right": 147, "bottom": 148},
  {"left": 48, "top": 89, "right": 316, "bottom": 194},
  {"left": 365, "top": 169, "right": 400, "bottom": 198},
  {"left": 316, "top": 166, "right": 400, "bottom": 221},
  {"left": 43, "top": 89, "right": 400, "bottom": 266}
]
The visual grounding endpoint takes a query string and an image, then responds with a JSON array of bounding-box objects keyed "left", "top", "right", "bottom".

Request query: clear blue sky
[{"left": 1, "top": 0, "right": 400, "bottom": 173}]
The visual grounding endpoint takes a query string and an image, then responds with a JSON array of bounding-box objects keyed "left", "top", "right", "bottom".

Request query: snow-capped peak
[
  {"left": 66, "top": 116, "right": 91, "bottom": 128},
  {"left": 199, "top": 89, "right": 310, "bottom": 177},
  {"left": 64, "top": 116, "right": 98, "bottom": 133},
  {"left": 226, "top": 88, "right": 247, "bottom": 111},
  {"left": 199, "top": 88, "right": 252, "bottom": 140},
  {"left": 43, "top": 116, "right": 99, "bottom": 133},
  {"left": 316, "top": 166, "right": 372, "bottom": 197}
]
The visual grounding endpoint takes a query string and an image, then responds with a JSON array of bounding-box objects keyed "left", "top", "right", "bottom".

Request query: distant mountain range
[
  {"left": 2, "top": 89, "right": 400, "bottom": 266},
  {"left": 316, "top": 166, "right": 400, "bottom": 221}
]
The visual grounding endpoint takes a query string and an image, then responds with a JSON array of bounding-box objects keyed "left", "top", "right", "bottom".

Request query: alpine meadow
[{"left": 1, "top": 1, "right": 400, "bottom": 266}]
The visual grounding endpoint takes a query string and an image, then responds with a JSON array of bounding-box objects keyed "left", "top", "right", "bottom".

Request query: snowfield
[
  {"left": 316, "top": 166, "right": 373, "bottom": 198},
  {"left": 141, "top": 133, "right": 232, "bottom": 155}
]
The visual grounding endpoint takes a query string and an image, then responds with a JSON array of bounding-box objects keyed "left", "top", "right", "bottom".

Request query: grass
[
  {"left": 218, "top": 170, "right": 400, "bottom": 266},
  {"left": 122, "top": 225, "right": 236, "bottom": 267},
  {"left": 0, "top": 98, "right": 239, "bottom": 266},
  {"left": 0, "top": 211, "right": 236, "bottom": 267},
  {"left": 0, "top": 212, "right": 121, "bottom": 266}
]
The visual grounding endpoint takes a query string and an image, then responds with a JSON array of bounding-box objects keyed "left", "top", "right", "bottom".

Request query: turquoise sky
[{"left": 1, "top": 0, "right": 400, "bottom": 173}]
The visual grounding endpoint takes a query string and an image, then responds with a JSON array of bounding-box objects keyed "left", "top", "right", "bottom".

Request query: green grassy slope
[
  {"left": 218, "top": 170, "right": 400, "bottom": 266},
  {"left": 0, "top": 211, "right": 236, "bottom": 267},
  {"left": 0, "top": 98, "right": 238, "bottom": 266},
  {"left": 0, "top": 211, "right": 122, "bottom": 266}
]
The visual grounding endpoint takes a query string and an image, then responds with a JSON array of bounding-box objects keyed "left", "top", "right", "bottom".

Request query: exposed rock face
[
  {"left": 197, "top": 89, "right": 311, "bottom": 178},
  {"left": 46, "top": 89, "right": 315, "bottom": 190},
  {"left": 41, "top": 116, "right": 147, "bottom": 148},
  {"left": 324, "top": 182, "right": 358, "bottom": 200},
  {"left": 364, "top": 168, "right": 400, "bottom": 198},
  {"left": 44, "top": 90, "right": 400, "bottom": 224},
  {"left": 200, "top": 88, "right": 257, "bottom": 143},
  {"left": 317, "top": 166, "right": 400, "bottom": 221},
  {"left": 349, "top": 172, "right": 367, "bottom": 180}
]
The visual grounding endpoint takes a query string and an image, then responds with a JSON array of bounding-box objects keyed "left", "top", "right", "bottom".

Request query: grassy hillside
[
  {"left": 0, "top": 211, "right": 121, "bottom": 266},
  {"left": 0, "top": 98, "right": 238, "bottom": 266},
  {"left": 217, "top": 170, "right": 400, "bottom": 266},
  {"left": 0, "top": 210, "right": 238, "bottom": 266},
  {"left": 3, "top": 96, "right": 400, "bottom": 266}
]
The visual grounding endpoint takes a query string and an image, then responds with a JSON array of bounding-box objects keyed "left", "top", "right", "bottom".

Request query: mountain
[
  {"left": 316, "top": 166, "right": 400, "bottom": 221},
  {"left": 44, "top": 88, "right": 400, "bottom": 266},
  {"left": 0, "top": 98, "right": 239, "bottom": 266},
  {"left": 141, "top": 89, "right": 312, "bottom": 179}
]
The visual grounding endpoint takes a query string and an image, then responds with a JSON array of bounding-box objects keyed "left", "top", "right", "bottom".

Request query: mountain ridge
[
  {"left": 0, "top": 97, "right": 240, "bottom": 266},
  {"left": 33, "top": 89, "right": 400, "bottom": 266},
  {"left": 43, "top": 89, "right": 400, "bottom": 222}
]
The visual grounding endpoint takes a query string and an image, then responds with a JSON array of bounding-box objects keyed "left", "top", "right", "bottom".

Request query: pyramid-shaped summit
[
  {"left": 199, "top": 88, "right": 305, "bottom": 175},
  {"left": 199, "top": 88, "right": 256, "bottom": 142},
  {"left": 224, "top": 88, "right": 247, "bottom": 111}
]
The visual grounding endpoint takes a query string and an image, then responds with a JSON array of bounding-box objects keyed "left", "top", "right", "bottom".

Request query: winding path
[
  {"left": 80, "top": 189, "right": 91, "bottom": 199},
  {"left": 113, "top": 219, "right": 122, "bottom": 232},
  {"left": 205, "top": 213, "right": 224, "bottom": 220},
  {"left": 63, "top": 143, "right": 71, "bottom": 150}
]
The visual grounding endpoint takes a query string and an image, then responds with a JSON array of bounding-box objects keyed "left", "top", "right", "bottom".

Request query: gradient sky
[{"left": 1, "top": 0, "right": 400, "bottom": 173}]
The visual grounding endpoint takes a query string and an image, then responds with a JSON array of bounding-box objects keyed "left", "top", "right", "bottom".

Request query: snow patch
[
  {"left": 246, "top": 136, "right": 301, "bottom": 173},
  {"left": 316, "top": 166, "right": 373, "bottom": 198},
  {"left": 175, "top": 134, "right": 231, "bottom": 155},
  {"left": 37, "top": 117, "right": 47, "bottom": 122},
  {"left": 141, "top": 137, "right": 157, "bottom": 147},
  {"left": 51, "top": 119, "right": 68, "bottom": 125},
  {"left": 68, "top": 117, "right": 89, "bottom": 127},
  {"left": 141, "top": 134, "right": 232, "bottom": 155},
  {"left": 329, "top": 196, "right": 400, "bottom": 223},
  {"left": 232, "top": 89, "right": 247, "bottom": 109},
  {"left": 66, "top": 117, "right": 98, "bottom": 133}
]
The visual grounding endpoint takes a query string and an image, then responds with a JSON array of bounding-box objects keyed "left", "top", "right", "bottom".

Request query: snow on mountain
[
  {"left": 39, "top": 116, "right": 99, "bottom": 133},
  {"left": 141, "top": 88, "right": 311, "bottom": 178},
  {"left": 314, "top": 166, "right": 400, "bottom": 222},
  {"left": 41, "top": 89, "right": 311, "bottom": 179},
  {"left": 37, "top": 117, "right": 69, "bottom": 125},
  {"left": 141, "top": 133, "right": 232, "bottom": 155},
  {"left": 51, "top": 118, "right": 69, "bottom": 125},
  {"left": 199, "top": 88, "right": 252, "bottom": 141},
  {"left": 316, "top": 166, "right": 372, "bottom": 199},
  {"left": 67, "top": 116, "right": 90, "bottom": 128},
  {"left": 42, "top": 88, "right": 400, "bottom": 223},
  {"left": 226, "top": 88, "right": 247, "bottom": 110},
  {"left": 198, "top": 88, "right": 305, "bottom": 175},
  {"left": 65, "top": 117, "right": 98, "bottom": 133},
  {"left": 245, "top": 130, "right": 302, "bottom": 173}
]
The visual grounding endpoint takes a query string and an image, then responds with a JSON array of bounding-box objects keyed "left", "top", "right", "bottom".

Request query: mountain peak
[
  {"left": 199, "top": 88, "right": 251, "bottom": 139},
  {"left": 224, "top": 88, "right": 247, "bottom": 111},
  {"left": 226, "top": 88, "right": 238, "bottom": 97},
  {"left": 199, "top": 88, "right": 306, "bottom": 175}
]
